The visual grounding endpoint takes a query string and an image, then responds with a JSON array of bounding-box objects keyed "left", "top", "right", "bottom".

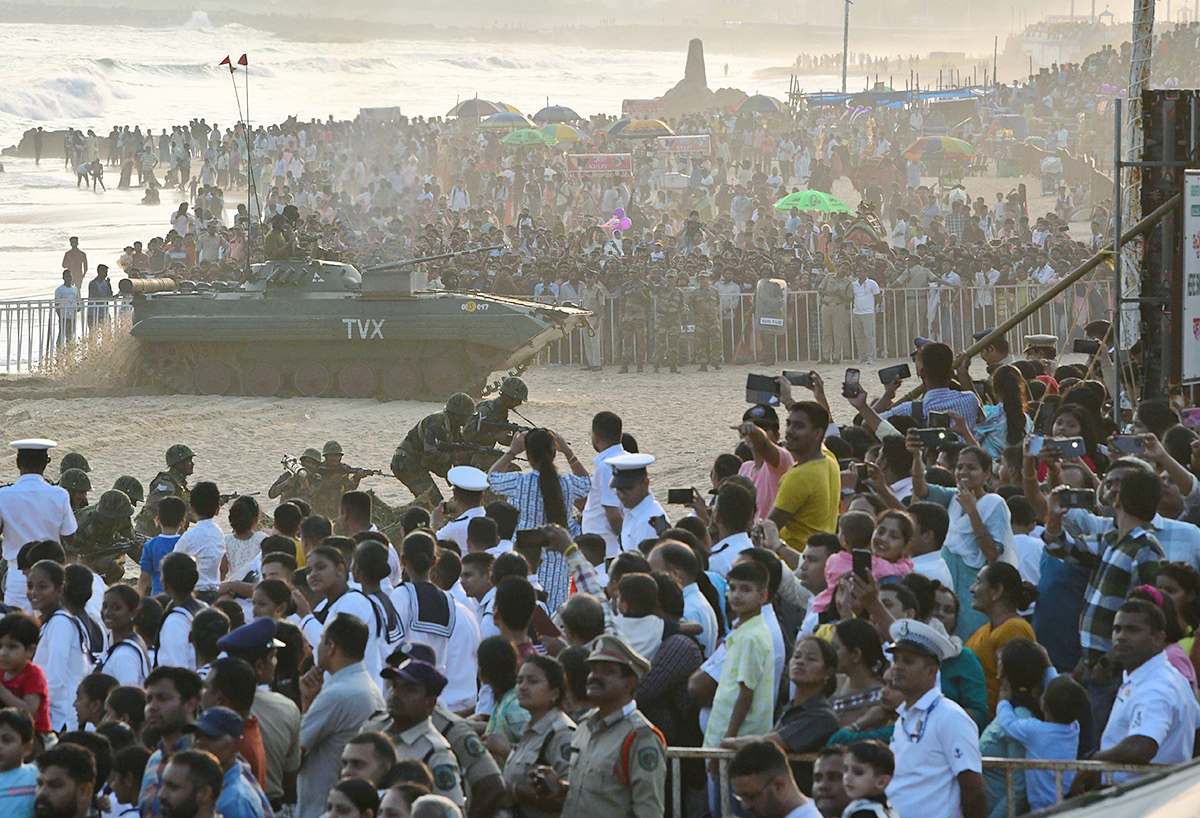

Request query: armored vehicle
[{"left": 122, "top": 249, "right": 589, "bottom": 401}]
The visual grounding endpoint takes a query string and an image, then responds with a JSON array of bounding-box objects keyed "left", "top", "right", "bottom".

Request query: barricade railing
[
  {"left": 532, "top": 281, "right": 1112, "bottom": 368},
  {"left": 0, "top": 298, "right": 132, "bottom": 373},
  {"left": 666, "top": 746, "right": 1159, "bottom": 818}
]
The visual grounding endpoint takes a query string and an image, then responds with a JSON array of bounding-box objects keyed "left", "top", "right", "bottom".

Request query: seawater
[{"left": 0, "top": 14, "right": 837, "bottom": 298}]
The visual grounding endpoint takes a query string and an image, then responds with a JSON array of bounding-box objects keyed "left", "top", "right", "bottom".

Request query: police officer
[
  {"left": 532, "top": 634, "right": 665, "bottom": 818},
  {"left": 135, "top": 443, "right": 194, "bottom": 538},
  {"left": 391, "top": 643, "right": 507, "bottom": 818},
  {"left": 113, "top": 475, "right": 144, "bottom": 509},
  {"left": 73, "top": 489, "right": 136, "bottom": 584},
  {"left": 688, "top": 270, "right": 723, "bottom": 372},
  {"left": 465, "top": 377, "right": 528, "bottom": 469},
  {"left": 817, "top": 266, "right": 854, "bottom": 364},
  {"left": 58, "top": 452, "right": 91, "bottom": 481},
  {"left": 60, "top": 467, "right": 91, "bottom": 511},
  {"left": 269, "top": 447, "right": 322, "bottom": 503},
  {"left": 580, "top": 267, "right": 608, "bottom": 371},
  {"left": 381, "top": 658, "right": 466, "bottom": 809},
  {"left": 619, "top": 277, "right": 653, "bottom": 374},
  {"left": 391, "top": 393, "right": 476, "bottom": 506},
  {"left": 653, "top": 271, "right": 687, "bottom": 374}
]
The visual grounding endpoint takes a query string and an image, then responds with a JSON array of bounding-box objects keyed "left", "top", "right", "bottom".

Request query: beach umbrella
[
  {"left": 479, "top": 112, "right": 536, "bottom": 130},
  {"left": 447, "top": 98, "right": 503, "bottom": 118},
  {"left": 539, "top": 123, "right": 589, "bottom": 144},
  {"left": 903, "top": 136, "right": 977, "bottom": 161},
  {"left": 501, "top": 128, "right": 551, "bottom": 147},
  {"left": 597, "top": 118, "right": 632, "bottom": 136},
  {"left": 533, "top": 105, "right": 582, "bottom": 123},
  {"left": 772, "top": 190, "right": 852, "bottom": 214},
  {"left": 494, "top": 101, "right": 524, "bottom": 115},
  {"left": 737, "top": 94, "right": 785, "bottom": 114},
  {"left": 613, "top": 119, "right": 675, "bottom": 139}
]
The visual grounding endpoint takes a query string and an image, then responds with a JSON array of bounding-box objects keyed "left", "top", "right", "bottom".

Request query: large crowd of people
[{"left": 4, "top": 322, "right": 1200, "bottom": 818}]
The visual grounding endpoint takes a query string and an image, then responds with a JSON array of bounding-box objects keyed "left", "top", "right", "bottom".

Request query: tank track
[{"left": 131, "top": 340, "right": 504, "bottom": 401}]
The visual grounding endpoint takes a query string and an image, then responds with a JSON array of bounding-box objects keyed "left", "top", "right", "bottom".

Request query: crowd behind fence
[
  {"left": 535, "top": 281, "right": 1114, "bottom": 367},
  {"left": 0, "top": 298, "right": 132, "bottom": 373},
  {"left": 669, "top": 746, "right": 1160, "bottom": 818}
]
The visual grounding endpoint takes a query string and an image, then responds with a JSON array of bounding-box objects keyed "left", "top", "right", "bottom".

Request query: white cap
[
  {"left": 888, "top": 618, "right": 957, "bottom": 663},
  {"left": 604, "top": 453, "right": 656, "bottom": 471},
  {"left": 10, "top": 439, "right": 57, "bottom": 451},
  {"left": 447, "top": 466, "right": 490, "bottom": 492}
]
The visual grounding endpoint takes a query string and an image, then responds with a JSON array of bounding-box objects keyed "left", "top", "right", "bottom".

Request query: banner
[
  {"left": 1184, "top": 170, "right": 1200, "bottom": 383},
  {"left": 567, "top": 154, "right": 633, "bottom": 176},
  {"left": 621, "top": 98, "right": 663, "bottom": 118},
  {"left": 656, "top": 135, "right": 711, "bottom": 156}
]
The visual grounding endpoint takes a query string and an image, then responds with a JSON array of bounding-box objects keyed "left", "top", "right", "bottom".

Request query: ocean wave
[
  {"left": 0, "top": 69, "right": 127, "bottom": 121},
  {"left": 176, "top": 11, "right": 215, "bottom": 31},
  {"left": 283, "top": 56, "right": 398, "bottom": 73}
]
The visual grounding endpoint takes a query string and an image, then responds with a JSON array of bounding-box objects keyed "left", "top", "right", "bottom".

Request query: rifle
[
  {"left": 436, "top": 441, "right": 498, "bottom": 456},
  {"left": 476, "top": 419, "right": 535, "bottom": 435},
  {"left": 77, "top": 540, "right": 141, "bottom": 563},
  {"left": 322, "top": 463, "right": 387, "bottom": 478},
  {"left": 220, "top": 491, "right": 260, "bottom": 504}
]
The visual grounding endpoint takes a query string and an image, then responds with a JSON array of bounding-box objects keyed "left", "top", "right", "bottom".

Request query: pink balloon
[
  {"left": 613, "top": 208, "right": 625, "bottom": 218},
  {"left": 619, "top": 217, "right": 632, "bottom": 230}
]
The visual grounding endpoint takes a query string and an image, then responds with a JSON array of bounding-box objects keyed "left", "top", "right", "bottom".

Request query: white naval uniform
[
  {"left": 618, "top": 493, "right": 669, "bottom": 553},
  {"left": 887, "top": 687, "right": 981, "bottom": 818}
]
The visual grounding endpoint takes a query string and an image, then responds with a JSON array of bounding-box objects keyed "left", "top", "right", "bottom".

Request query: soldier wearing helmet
[
  {"left": 313, "top": 440, "right": 373, "bottom": 519},
  {"left": 463, "top": 376, "right": 529, "bottom": 469},
  {"left": 59, "top": 467, "right": 92, "bottom": 511},
  {"left": 390, "top": 392, "right": 477, "bottom": 505},
  {"left": 134, "top": 443, "right": 194, "bottom": 539},
  {"left": 113, "top": 475, "right": 144, "bottom": 507},
  {"left": 73, "top": 489, "right": 137, "bottom": 584},
  {"left": 58, "top": 452, "right": 91, "bottom": 478},
  {"left": 269, "top": 447, "right": 322, "bottom": 504}
]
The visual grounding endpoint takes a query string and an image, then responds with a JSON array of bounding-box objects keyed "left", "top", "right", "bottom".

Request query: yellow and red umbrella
[
  {"left": 903, "top": 136, "right": 977, "bottom": 161},
  {"left": 612, "top": 119, "right": 674, "bottom": 139}
]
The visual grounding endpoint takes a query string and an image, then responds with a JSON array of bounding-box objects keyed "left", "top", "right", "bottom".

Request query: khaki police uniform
[
  {"left": 392, "top": 716, "right": 466, "bottom": 808},
  {"left": 503, "top": 710, "right": 576, "bottom": 818},
  {"left": 433, "top": 705, "right": 503, "bottom": 797}
]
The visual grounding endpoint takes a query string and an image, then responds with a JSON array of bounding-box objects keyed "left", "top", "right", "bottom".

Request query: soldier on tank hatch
[
  {"left": 391, "top": 392, "right": 477, "bottom": 506},
  {"left": 73, "top": 489, "right": 139, "bottom": 584},
  {"left": 60, "top": 468, "right": 91, "bottom": 511},
  {"left": 135, "top": 443, "right": 194, "bottom": 538}
]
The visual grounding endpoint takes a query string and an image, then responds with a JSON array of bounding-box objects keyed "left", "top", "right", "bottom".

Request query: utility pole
[
  {"left": 842, "top": 0, "right": 852, "bottom": 93},
  {"left": 1119, "top": 0, "right": 1155, "bottom": 349}
]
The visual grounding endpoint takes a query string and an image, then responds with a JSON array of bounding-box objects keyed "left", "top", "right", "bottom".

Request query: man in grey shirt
[{"left": 297, "top": 613, "right": 387, "bottom": 818}]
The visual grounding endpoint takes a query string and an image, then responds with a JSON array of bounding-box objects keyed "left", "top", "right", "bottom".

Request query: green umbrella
[
  {"left": 772, "top": 190, "right": 852, "bottom": 213},
  {"left": 501, "top": 128, "right": 550, "bottom": 147}
]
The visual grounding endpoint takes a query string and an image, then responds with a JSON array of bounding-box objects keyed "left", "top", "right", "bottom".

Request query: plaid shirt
[
  {"left": 1045, "top": 524, "right": 1164, "bottom": 665},
  {"left": 945, "top": 211, "right": 966, "bottom": 237}
]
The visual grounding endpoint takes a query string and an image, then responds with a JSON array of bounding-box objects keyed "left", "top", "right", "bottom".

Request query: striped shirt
[{"left": 881, "top": 387, "right": 983, "bottom": 433}]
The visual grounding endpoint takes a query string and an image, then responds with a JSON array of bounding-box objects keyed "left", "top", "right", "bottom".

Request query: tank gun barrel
[
  {"left": 364, "top": 245, "right": 504, "bottom": 273},
  {"left": 120, "top": 277, "right": 178, "bottom": 295}
]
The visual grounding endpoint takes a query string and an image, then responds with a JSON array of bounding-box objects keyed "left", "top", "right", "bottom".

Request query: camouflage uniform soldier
[
  {"left": 619, "top": 279, "right": 652, "bottom": 374},
  {"left": 112, "top": 475, "right": 144, "bottom": 509},
  {"left": 390, "top": 392, "right": 476, "bottom": 506},
  {"left": 653, "top": 272, "right": 687, "bottom": 373},
  {"left": 688, "top": 271, "right": 723, "bottom": 371},
  {"left": 464, "top": 377, "right": 528, "bottom": 469},
  {"left": 135, "top": 443, "right": 194, "bottom": 538},
  {"left": 58, "top": 452, "right": 90, "bottom": 483},
  {"left": 817, "top": 267, "right": 854, "bottom": 363},
  {"left": 312, "top": 441, "right": 373, "bottom": 520},
  {"left": 73, "top": 489, "right": 137, "bottom": 584},
  {"left": 269, "top": 448, "right": 323, "bottom": 505},
  {"left": 60, "top": 468, "right": 91, "bottom": 512}
]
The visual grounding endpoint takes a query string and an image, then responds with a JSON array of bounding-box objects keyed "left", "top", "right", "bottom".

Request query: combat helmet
[
  {"left": 166, "top": 444, "right": 196, "bottom": 467},
  {"left": 301, "top": 448, "right": 323, "bottom": 463},
  {"left": 96, "top": 489, "right": 134, "bottom": 519},
  {"left": 322, "top": 440, "right": 344, "bottom": 456},
  {"left": 60, "top": 468, "right": 92, "bottom": 492},
  {"left": 113, "top": 475, "right": 145, "bottom": 504},
  {"left": 59, "top": 452, "right": 91, "bottom": 474},
  {"left": 445, "top": 392, "right": 476, "bottom": 418},
  {"left": 499, "top": 376, "right": 528, "bottom": 402}
]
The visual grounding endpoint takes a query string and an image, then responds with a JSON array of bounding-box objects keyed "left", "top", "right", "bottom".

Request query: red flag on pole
[
  {"left": 219, "top": 55, "right": 234, "bottom": 73},
  {"left": 238, "top": 54, "right": 248, "bottom": 66}
]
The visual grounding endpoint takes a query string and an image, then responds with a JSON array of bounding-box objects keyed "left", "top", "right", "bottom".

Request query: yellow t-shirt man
[{"left": 772, "top": 450, "right": 841, "bottom": 551}]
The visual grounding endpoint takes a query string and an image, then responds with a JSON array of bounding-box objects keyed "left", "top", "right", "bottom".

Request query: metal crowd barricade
[
  {"left": 666, "top": 747, "right": 1158, "bottom": 818},
  {"left": 531, "top": 281, "right": 1112, "bottom": 368},
  {"left": 0, "top": 298, "right": 132, "bottom": 373}
]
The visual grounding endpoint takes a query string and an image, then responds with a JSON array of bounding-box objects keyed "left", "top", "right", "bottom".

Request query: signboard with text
[
  {"left": 1184, "top": 170, "right": 1200, "bottom": 383},
  {"left": 567, "top": 153, "right": 633, "bottom": 175},
  {"left": 656, "top": 135, "right": 711, "bottom": 156},
  {"left": 621, "top": 98, "right": 663, "bottom": 118}
]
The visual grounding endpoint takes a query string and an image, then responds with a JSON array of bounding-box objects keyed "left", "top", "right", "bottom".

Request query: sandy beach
[{"left": 0, "top": 350, "right": 1090, "bottom": 514}]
